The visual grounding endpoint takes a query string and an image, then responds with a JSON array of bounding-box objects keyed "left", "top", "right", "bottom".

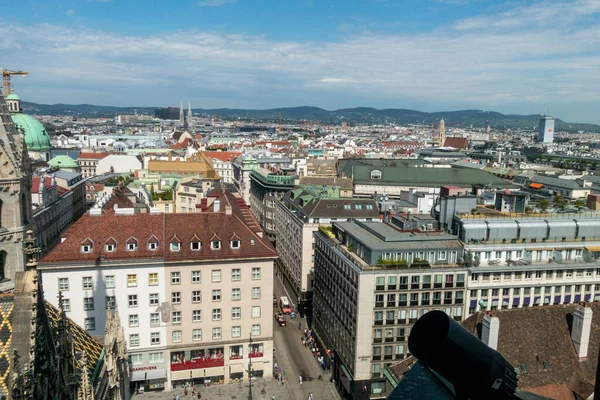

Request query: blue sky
[{"left": 1, "top": 0, "right": 600, "bottom": 124}]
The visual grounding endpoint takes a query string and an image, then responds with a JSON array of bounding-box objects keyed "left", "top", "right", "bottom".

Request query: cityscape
[{"left": 1, "top": 1, "right": 600, "bottom": 400}]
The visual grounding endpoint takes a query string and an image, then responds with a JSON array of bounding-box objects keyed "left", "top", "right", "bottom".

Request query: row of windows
[
  {"left": 470, "top": 283, "right": 600, "bottom": 298},
  {"left": 57, "top": 268, "right": 262, "bottom": 291},
  {"left": 129, "top": 352, "right": 164, "bottom": 365},
  {"left": 80, "top": 236, "right": 249, "bottom": 254},
  {"left": 130, "top": 325, "right": 263, "bottom": 347},
  {"left": 374, "top": 307, "right": 462, "bottom": 325},
  {"left": 471, "top": 268, "right": 600, "bottom": 282},
  {"left": 375, "top": 291, "right": 464, "bottom": 308},
  {"left": 375, "top": 274, "right": 465, "bottom": 290},
  {"left": 127, "top": 306, "right": 263, "bottom": 326}
]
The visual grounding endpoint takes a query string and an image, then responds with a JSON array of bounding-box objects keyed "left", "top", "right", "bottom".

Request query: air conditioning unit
[{"left": 426, "top": 224, "right": 433, "bottom": 230}]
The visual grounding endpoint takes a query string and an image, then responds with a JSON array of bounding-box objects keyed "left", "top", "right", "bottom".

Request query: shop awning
[
  {"left": 229, "top": 363, "right": 244, "bottom": 374},
  {"left": 131, "top": 369, "right": 167, "bottom": 382},
  {"left": 585, "top": 246, "right": 600, "bottom": 252}
]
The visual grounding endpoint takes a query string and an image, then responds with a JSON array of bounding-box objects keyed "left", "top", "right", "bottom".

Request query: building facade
[
  {"left": 38, "top": 188, "right": 277, "bottom": 392},
  {"left": 537, "top": 116, "right": 555, "bottom": 143},
  {"left": 78, "top": 152, "right": 109, "bottom": 178},
  {"left": 275, "top": 186, "right": 379, "bottom": 305},
  {"left": 312, "top": 221, "right": 466, "bottom": 399}
]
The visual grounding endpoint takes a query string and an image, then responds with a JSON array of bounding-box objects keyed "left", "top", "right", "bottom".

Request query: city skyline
[{"left": 1, "top": 0, "right": 600, "bottom": 123}]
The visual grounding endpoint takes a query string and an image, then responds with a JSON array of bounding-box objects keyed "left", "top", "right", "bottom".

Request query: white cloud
[
  {"left": 0, "top": 0, "right": 599, "bottom": 122},
  {"left": 66, "top": 9, "right": 76, "bottom": 16},
  {"left": 197, "top": 0, "right": 236, "bottom": 7}
]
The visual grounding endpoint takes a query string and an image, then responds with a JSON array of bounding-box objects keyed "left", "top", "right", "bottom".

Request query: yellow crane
[{"left": 2, "top": 68, "right": 28, "bottom": 96}]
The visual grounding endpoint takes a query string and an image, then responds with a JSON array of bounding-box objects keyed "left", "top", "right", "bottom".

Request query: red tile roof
[
  {"left": 78, "top": 152, "right": 109, "bottom": 160},
  {"left": 31, "top": 176, "right": 54, "bottom": 193},
  {"left": 443, "top": 137, "right": 469, "bottom": 149},
  {"left": 203, "top": 151, "right": 242, "bottom": 163},
  {"left": 40, "top": 188, "right": 276, "bottom": 265}
]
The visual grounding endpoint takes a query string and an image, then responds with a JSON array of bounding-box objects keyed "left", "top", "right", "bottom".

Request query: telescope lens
[{"left": 408, "top": 310, "right": 450, "bottom": 360}]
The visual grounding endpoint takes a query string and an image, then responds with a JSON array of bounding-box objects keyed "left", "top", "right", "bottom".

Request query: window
[
  {"left": 232, "top": 326, "right": 241, "bottom": 338},
  {"left": 252, "top": 268, "right": 261, "bottom": 279},
  {"left": 191, "top": 241, "right": 201, "bottom": 251},
  {"left": 192, "top": 271, "right": 201, "bottom": 283},
  {"left": 129, "top": 314, "right": 139, "bottom": 327},
  {"left": 58, "top": 278, "right": 69, "bottom": 291},
  {"left": 211, "top": 240, "right": 221, "bottom": 250},
  {"left": 252, "top": 287, "right": 261, "bottom": 299},
  {"left": 127, "top": 274, "right": 137, "bottom": 287},
  {"left": 170, "top": 241, "right": 181, "bottom": 251},
  {"left": 213, "top": 308, "right": 222, "bottom": 321},
  {"left": 212, "top": 290, "right": 222, "bottom": 301},
  {"left": 192, "top": 329, "right": 202, "bottom": 341},
  {"left": 128, "top": 295, "right": 138, "bottom": 307},
  {"left": 129, "top": 334, "right": 140, "bottom": 347},
  {"left": 172, "top": 311, "right": 181, "bottom": 324},
  {"left": 212, "top": 327, "right": 222, "bottom": 339},
  {"left": 172, "top": 292, "right": 181, "bottom": 304},
  {"left": 150, "top": 313, "right": 160, "bottom": 325},
  {"left": 438, "top": 251, "right": 447, "bottom": 261},
  {"left": 148, "top": 240, "right": 159, "bottom": 250},
  {"left": 148, "top": 273, "right": 158, "bottom": 286},
  {"left": 61, "top": 298, "right": 71, "bottom": 312},
  {"left": 232, "top": 288, "right": 241, "bottom": 300},
  {"left": 83, "top": 297, "right": 94, "bottom": 311},
  {"left": 85, "top": 318, "right": 96, "bottom": 331},
  {"left": 171, "top": 272, "right": 181, "bottom": 284},
  {"left": 105, "top": 243, "right": 115, "bottom": 252},
  {"left": 535, "top": 271, "right": 543, "bottom": 279},
  {"left": 81, "top": 243, "right": 92, "bottom": 253},
  {"left": 127, "top": 240, "right": 138, "bottom": 251},
  {"left": 149, "top": 352, "right": 163, "bottom": 363},
  {"left": 192, "top": 290, "right": 201, "bottom": 303},
  {"left": 231, "top": 240, "right": 240, "bottom": 249},
  {"left": 82, "top": 277, "right": 93, "bottom": 290},
  {"left": 192, "top": 310, "right": 202, "bottom": 322},
  {"left": 104, "top": 275, "right": 115, "bottom": 288},
  {"left": 251, "top": 324, "right": 261, "bottom": 336},
  {"left": 232, "top": 307, "right": 241, "bottom": 319},
  {"left": 370, "top": 169, "right": 382, "bottom": 179},
  {"left": 129, "top": 354, "right": 143, "bottom": 365},
  {"left": 172, "top": 330, "right": 182, "bottom": 343},
  {"left": 231, "top": 269, "right": 241, "bottom": 281},
  {"left": 212, "top": 270, "right": 221, "bottom": 282},
  {"left": 252, "top": 306, "right": 261, "bottom": 318},
  {"left": 146, "top": 294, "right": 158, "bottom": 307},
  {"left": 151, "top": 332, "right": 160, "bottom": 345}
]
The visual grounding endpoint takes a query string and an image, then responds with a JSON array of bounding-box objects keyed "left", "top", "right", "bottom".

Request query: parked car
[{"left": 275, "top": 313, "right": 286, "bottom": 327}]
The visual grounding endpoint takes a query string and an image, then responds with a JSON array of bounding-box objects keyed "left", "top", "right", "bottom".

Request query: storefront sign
[{"left": 130, "top": 365, "right": 158, "bottom": 372}]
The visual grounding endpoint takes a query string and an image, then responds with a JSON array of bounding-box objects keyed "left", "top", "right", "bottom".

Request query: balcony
[
  {"left": 411, "top": 284, "right": 420, "bottom": 290},
  {"left": 399, "top": 284, "right": 409, "bottom": 290},
  {"left": 434, "top": 283, "right": 443, "bottom": 289},
  {"left": 375, "top": 302, "right": 384, "bottom": 308},
  {"left": 422, "top": 283, "right": 431, "bottom": 289},
  {"left": 443, "top": 299, "right": 453, "bottom": 305},
  {"left": 385, "top": 337, "right": 394, "bottom": 343},
  {"left": 249, "top": 351, "right": 264, "bottom": 358},
  {"left": 374, "top": 320, "right": 383, "bottom": 326},
  {"left": 432, "top": 300, "right": 441, "bottom": 305},
  {"left": 410, "top": 301, "right": 419, "bottom": 306},
  {"left": 386, "top": 319, "right": 395, "bottom": 325},
  {"left": 445, "top": 282, "right": 455, "bottom": 288},
  {"left": 387, "top": 285, "right": 397, "bottom": 291},
  {"left": 456, "top": 282, "right": 465, "bottom": 288},
  {"left": 374, "top": 338, "right": 382, "bottom": 344},
  {"left": 376, "top": 285, "right": 385, "bottom": 291}
]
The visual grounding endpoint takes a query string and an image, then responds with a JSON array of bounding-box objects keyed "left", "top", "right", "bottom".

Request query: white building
[
  {"left": 537, "top": 116, "right": 555, "bottom": 143},
  {"left": 96, "top": 154, "right": 144, "bottom": 175}
]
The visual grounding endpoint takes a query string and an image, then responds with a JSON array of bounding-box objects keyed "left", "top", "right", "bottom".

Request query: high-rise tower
[
  {"left": 537, "top": 116, "right": 555, "bottom": 143},
  {"left": 0, "top": 89, "right": 32, "bottom": 288},
  {"left": 439, "top": 118, "right": 446, "bottom": 146},
  {"left": 187, "top": 102, "right": 194, "bottom": 131},
  {"left": 179, "top": 101, "right": 185, "bottom": 127}
]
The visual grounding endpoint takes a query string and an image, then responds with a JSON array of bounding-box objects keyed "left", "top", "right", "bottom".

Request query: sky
[{"left": 1, "top": 0, "right": 600, "bottom": 124}]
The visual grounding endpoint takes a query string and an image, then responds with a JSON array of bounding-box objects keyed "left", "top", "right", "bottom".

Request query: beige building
[{"left": 147, "top": 152, "right": 220, "bottom": 179}]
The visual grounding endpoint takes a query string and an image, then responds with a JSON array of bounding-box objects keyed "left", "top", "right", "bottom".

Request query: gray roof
[
  {"left": 348, "top": 166, "right": 514, "bottom": 188},
  {"left": 283, "top": 188, "right": 379, "bottom": 219},
  {"left": 299, "top": 176, "right": 353, "bottom": 190},
  {"left": 337, "top": 158, "right": 428, "bottom": 178},
  {"left": 335, "top": 220, "right": 461, "bottom": 251},
  {"left": 451, "top": 161, "right": 485, "bottom": 170},
  {"left": 53, "top": 170, "right": 82, "bottom": 180},
  {"left": 528, "top": 175, "right": 583, "bottom": 190}
]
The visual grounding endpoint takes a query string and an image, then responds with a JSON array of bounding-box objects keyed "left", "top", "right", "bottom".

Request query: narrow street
[{"left": 273, "top": 273, "right": 340, "bottom": 400}]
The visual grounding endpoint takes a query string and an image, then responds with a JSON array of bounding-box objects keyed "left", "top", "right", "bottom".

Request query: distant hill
[{"left": 20, "top": 101, "right": 600, "bottom": 133}]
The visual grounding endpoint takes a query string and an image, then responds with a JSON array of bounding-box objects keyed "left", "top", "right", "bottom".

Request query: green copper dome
[
  {"left": 11, "top": 112, "right": 51, "bottom": 151},
  {"left": 5, "top": 93, "right": 20, "bottom": 100},
  {"left": 48, "top": 155, "right": 79, "bottom": 169}
]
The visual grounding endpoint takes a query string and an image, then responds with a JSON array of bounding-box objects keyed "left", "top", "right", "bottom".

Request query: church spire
[
  {"left": 187, "top": 102, "right": 193, "bottom": 131},
  {"left": 179, "top": 101, "right": 185, "bottom": 127}
]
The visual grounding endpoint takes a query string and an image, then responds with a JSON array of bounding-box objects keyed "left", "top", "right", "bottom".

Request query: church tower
[
  {"left": 438, "top": 118, "right": 446, "bottom": 147},
  {"left": 0, "top": 90, "right": 32, "bottom": 288},
  {"left": 187, "top": 102, "right": 194, "bottom": 132},
  {"left": 179, "top": 102, "right": 185, "bottom": 128}
]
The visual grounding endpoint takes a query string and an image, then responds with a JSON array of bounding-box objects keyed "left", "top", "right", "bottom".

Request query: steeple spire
[
  {"left": 179, "top": 101, "right": 185, "bottom": 127},
  {"left": 187, "top": 102, "right": 193, "bottom": 131}
]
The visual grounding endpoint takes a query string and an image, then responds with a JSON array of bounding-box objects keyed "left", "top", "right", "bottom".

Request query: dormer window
[
  {"left": 211, "top": 240, "right": 221, "bottom": 250},
  {"left": 191, "top": 241, "right": 201, "bottom": 251},
  {"left": 170, "top": 241, "right": 181, "bottom": 252},
  {"left": 231, "top": 240, "right": 240, "bottom": 249},
  {"left": 147, "top": 236, "right": 159, "bottom": 251},
  {"left": 370, "top": 169, "right": 382, "bottom": 180},
  {"left": 80, "top": 238, "right": 93, "bottom": 253},
  {"left": 126, "top": 237, "right": 138, "bottom": 251},
  {"left": 105, "top": 244, "right": 115, "bottom": 252},
  {"left": 250, "top": 239, "right": 255, "bottom": 246}
]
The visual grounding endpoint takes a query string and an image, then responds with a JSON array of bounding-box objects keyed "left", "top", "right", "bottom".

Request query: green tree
[
  {"left": 553, "top": 195, "right": 568, "bottom": 210},
  {"left": 539, "top": 199, "right": 549, "bottom": 212},
  {"left": 574, "top": 200, "right": 586, "bottom": 210}
]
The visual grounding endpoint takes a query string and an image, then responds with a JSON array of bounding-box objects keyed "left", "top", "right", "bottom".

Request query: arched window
[{"left": 370, "top": 169, "right": 382, "bottom": 180}]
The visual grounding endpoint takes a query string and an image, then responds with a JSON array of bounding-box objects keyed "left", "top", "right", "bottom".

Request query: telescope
[{"left": 408, "top": 310, "right": 519, "bottom": 400}]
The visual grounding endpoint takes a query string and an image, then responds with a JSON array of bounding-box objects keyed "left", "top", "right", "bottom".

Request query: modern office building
[
  {"left": 454, "top": 211, "right": 600, "bottom": 316},
  {"left": 274, "top": 185, "right": 379, "bottom": 305},
  {"left": 537, "top": 116, "right": 555, "bottom": 143},
  {"left": 38, "top": 187, "right": 277, "bottom": 391},
  {"left": 249, "top": 166, "right": 296, "bottom": 238},
  {"left": 312, "top": 220, "right": 466, "bottom": 399}
]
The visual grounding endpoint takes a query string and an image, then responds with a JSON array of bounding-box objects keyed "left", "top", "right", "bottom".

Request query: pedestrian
[
  {"left": 175, "top": 395, "right": 180, "bottom": 400},
  {"left": 197, "top": 393, "right": 201, "bottom": 399},
  {"left": 282, "top": 376, "right": 285, "bottom": 386},
  {"left": 172, "top": 396, "right": 176, "bottom": 400},
  {"left": 299, "top": 375, "right": 303, "bottom": 385},
  {"left": 309, "top": 392, "right": 314, "bottom": 400}
]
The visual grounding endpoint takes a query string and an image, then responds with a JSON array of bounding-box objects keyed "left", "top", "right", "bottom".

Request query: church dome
[
  {"left": 7, "top": 92, "right": 51, "bottom": 152},
  {"left": 48, "top": 155, "right": 79, "bottom": 169}
]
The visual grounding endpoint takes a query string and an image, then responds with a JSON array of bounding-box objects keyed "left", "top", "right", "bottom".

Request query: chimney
[
  {"left": 225, "top": 205, "right": 232, "bottom": 215},
  {"left": 481, "top": 314, "right": 500, "bottom": 350},
  {"left": 213, "top": 199, "right": 221, "bottom": 212},
  {"left": 572, "top": 305, "right": 593, "bottom": 359}
]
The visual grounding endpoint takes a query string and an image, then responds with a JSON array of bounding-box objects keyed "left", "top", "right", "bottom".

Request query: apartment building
[
  {"left": 38, "top": 187, "right": 277, "bottom": 392},
  {"left": 203, "top": 151, "right": 242, "bottom": 184},
  {"left": 274, "top": 185, "right": 379, "bottom": 305},
  {"left": 454, "top": 212, "right": 600, "bottom": 316},
  {"left": 312, "top": 220, "right": 466, "bottom": 399},
  {"left": 249, "top": 166, "right": 296, "bottom": 237},
  {"left": 77, "top": 152, "right": 109, "bottom": 178}
]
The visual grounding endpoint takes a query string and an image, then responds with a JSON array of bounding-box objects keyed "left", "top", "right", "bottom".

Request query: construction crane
[{"left": 2, "top": 68, "right": 28, "bottom": 96}]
